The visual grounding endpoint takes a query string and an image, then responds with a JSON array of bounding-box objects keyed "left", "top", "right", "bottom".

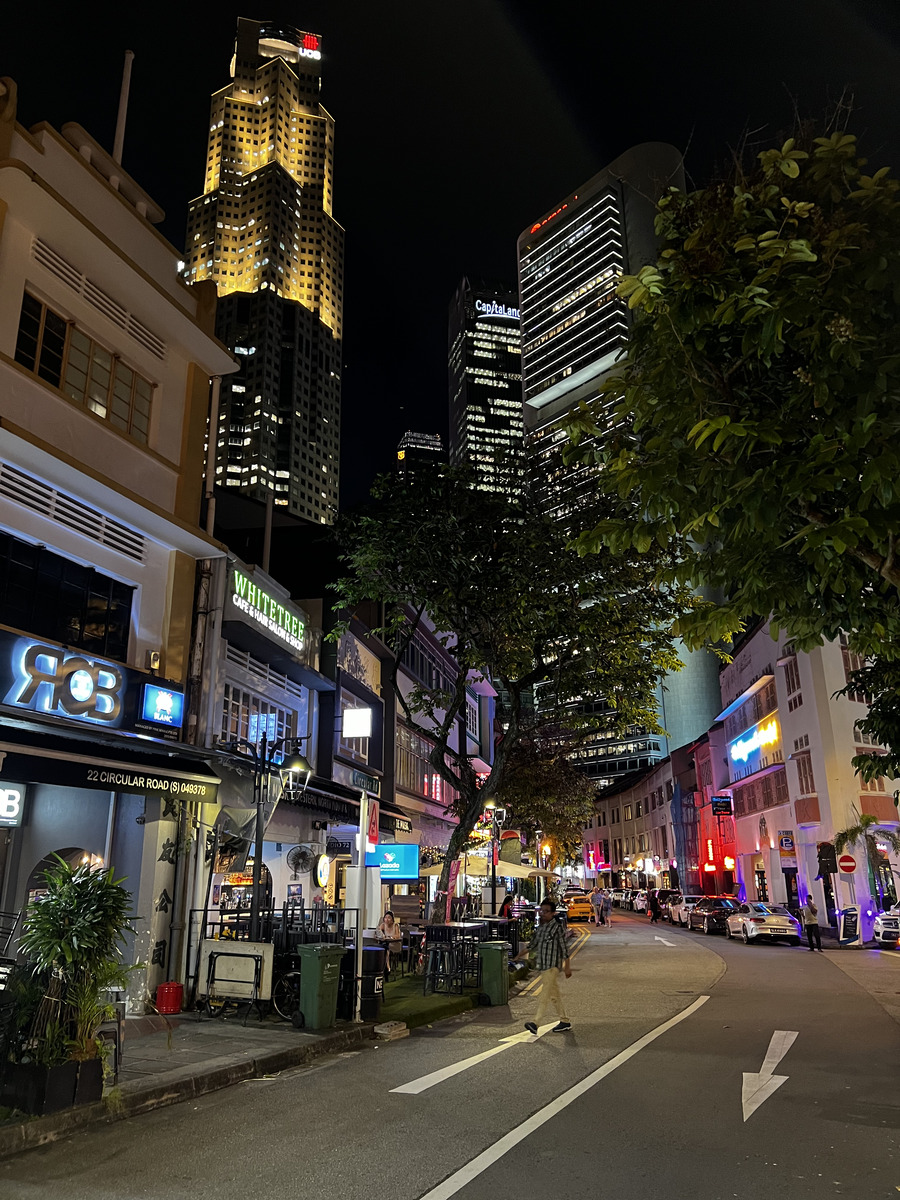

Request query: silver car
[
  {"left": 669, "top": 894, "right": 704, "bottom": 927},
  {"left": 874, "top": 905, "right": 900, "bottom": 946},
  {"left": 725, "top": 902, "right": 802, "bottom": 945}
]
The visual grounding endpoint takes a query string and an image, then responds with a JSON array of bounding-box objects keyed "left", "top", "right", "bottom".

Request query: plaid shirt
[{"left": 529, "top": 916, "right": 569, "bottom": 970}]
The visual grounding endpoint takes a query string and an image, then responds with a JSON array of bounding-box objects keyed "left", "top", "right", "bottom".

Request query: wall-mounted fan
[{"left": 286, "top": 845, "right": 315, "bottom": 879}]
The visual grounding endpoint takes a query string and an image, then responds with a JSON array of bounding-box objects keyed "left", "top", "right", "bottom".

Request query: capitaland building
[
  {"left": 0, "top": 77, "right": 235, "bottom": 1005},
  {"left": 448, "top": 278, "right": 523, "bottom": 497},
  {"left": 185, "top": 19, "right": 343, "bottom": 522}
]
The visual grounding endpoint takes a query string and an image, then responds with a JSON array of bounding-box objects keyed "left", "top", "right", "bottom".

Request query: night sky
[{"left": 5, "top": 2, "right": 900, "bottom": 506}]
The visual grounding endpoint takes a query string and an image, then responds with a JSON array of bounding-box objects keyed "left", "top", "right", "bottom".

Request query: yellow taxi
[{"left": 565, "top": 893, "right": 593, "bottom": 922}]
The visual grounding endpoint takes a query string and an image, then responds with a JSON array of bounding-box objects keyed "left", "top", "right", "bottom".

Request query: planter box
[
  {"left": 0, "top": 1061, "right": 78, "bottom": 1115},
  {"left": 74, "top": 1058, "right": 103, "bottom": 1106}
]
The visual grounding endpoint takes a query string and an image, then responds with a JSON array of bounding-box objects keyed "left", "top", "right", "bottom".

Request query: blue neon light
[{"left": 141, "top": 684, "right": 185, "bottom": 729}]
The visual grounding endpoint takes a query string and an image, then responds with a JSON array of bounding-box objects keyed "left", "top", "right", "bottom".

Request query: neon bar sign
[{"left": 730, "top": 718, "right": 779, "bottom": 764}]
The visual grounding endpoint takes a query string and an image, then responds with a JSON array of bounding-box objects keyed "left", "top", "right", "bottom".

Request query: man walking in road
[
  {"left": 517, "top": 899, "right": 572, "bottom": 1033},
  {"left": 603, "top": 889, "right": 612, "bottom": 928},
  {"left": 590, "top": 887, "right": 605, "bottom": 927},
  {"left": 800, "top": 895, "right": 822, "bottom": 951}
]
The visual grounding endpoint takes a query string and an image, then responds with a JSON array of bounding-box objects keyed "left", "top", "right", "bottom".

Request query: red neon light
[
  {"left": 303, "top": 33, "right": 319, "bottom": 50},
  {"left": 724, "top": 856, "right": 736, "bottom": 871},
  {"left": 703, "top": 862, "right": 717, "bottom": 872},
  {"left": 530, "top": 203, "right": 568, "bottom": 235}
]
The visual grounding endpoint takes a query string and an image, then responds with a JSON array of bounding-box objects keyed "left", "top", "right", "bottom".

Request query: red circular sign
[{"left": 838, "top": 854, "right": 856, "bottom": 873}]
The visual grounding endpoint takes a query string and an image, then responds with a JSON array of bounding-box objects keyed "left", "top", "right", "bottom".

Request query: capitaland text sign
[
  {"left": 475, "top": 299, "right": 520, "bottom": 321},
  {"left": 229, "top": 568, "right": 306, "bottom": 656}
]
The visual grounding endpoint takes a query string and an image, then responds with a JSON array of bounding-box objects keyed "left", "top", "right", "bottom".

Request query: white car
[
  {"left": 874, "top": 905, "right": 900, "bottom": 946},
  {"left": 725, "top": 902, "right": 802, "bottom": 945},
  {"left": 609, "top": 889, "right": 629, "bottom": 907},
  {"left": 633, "top": 891, "right": 648, "bottom": 913},
  {"left": 669, "top": 895, "right": 704, "bottom": 927}
]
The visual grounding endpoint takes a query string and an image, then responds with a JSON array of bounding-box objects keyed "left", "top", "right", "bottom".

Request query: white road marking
[
  {"left": 741, "top": 1029, "right": 798, "bottom": 1122},
  {"left": 416, "top": 995, "right": 710, "bottom": 1200},
  {"left": 654, "top": 935, "right": 676, "bottom": 947},
  {"left": 391, "top": 1023, "right": 558, "bottom": 1094}
]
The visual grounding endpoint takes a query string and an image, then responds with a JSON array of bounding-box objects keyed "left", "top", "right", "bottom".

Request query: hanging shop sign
[
  {"left": 332, "top": 762, "right": 382, "bottom": 798},
  {"left": 778, "top": 830, "right": 797, "bottom": 870},
  {"left": 711, "top": 796, "right": 733, "bottom": 815},
  {"left": 0, "top": 628, "right": 185, "bottom": 741}
]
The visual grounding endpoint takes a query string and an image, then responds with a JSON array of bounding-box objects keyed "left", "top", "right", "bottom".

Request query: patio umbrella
[{"left": 420, "top": 858, "right": 559, "bottom": 880}]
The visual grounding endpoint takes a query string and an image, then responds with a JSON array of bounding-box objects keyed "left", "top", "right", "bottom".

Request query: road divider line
[
  {"left": 390, "top": 1023, "right": 559, "bottom": 1095},
  {"left": 416, "top": 995, "right": 710, "bottom": 1200}
]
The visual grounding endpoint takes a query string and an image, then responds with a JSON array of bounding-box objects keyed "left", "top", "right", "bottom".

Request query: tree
[
  {"left": 833, "top": 807, "right": 900, "bottom": 909},
  {"left": 568, "top": 128, "right": 900, "bottom": 784},
  {"left": 494, "top": 738, "right": 599, "bottom": 864},
  {"left": 332, "top": 467, "right": 686, "bottom": 913}
]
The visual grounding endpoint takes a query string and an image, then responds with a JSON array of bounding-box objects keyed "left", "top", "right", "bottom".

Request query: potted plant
[{"left": 0, "top": 856, "right": 134, "bottom": 1114}]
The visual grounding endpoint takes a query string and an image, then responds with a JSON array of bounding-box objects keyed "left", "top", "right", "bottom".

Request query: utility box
[{"left": 477, "top": 941, "right": 510, "bottom": 1006}]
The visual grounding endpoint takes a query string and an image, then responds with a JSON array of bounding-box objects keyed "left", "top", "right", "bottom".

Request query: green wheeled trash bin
[
  {"left": 292, "top": 944, "right": 346, "bottom": 1030},
  {"left": 477, "top": 941, "right": 510, "bottom": 1006}
]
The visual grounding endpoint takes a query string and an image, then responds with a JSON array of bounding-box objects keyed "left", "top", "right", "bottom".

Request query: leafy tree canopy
[
  {"left": 569, "top": 130, "right": 900, "bottom": 655},
  {"left": 494, "top": 738, "right": 599, "bottom": 863},
  {"left": 567, "top": 129, "right": 900, "bottom": 783},
  {"left": 332, "top": 467, "right": 687, "bottom": 899}
]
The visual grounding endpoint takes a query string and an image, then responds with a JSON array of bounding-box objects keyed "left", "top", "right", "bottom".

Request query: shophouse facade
[{"left": 0, "top": 79, "right": 235, "bottom": 1005}]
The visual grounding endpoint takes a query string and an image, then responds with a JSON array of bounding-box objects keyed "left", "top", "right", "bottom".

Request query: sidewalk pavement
[
  {"left": 823, "top": 944, "right": 900, "bottom": 1025},
  {"left": 0, "top": 1012, "right": 373, "bottom": 1161}
]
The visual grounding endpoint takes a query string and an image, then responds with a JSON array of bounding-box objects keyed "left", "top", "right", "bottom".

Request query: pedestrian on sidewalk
[
  {"left": 516, "top": 898, "right": 572, "bottom": 1033},
  {"left": 799, "top": 896, "right": 822, "bottom": 951},
  {"left": 590, "top": 888, "right": 605, "bottom": 927}
]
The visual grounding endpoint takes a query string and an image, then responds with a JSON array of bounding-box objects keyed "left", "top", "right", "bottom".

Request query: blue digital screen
[
  {"left": 141, "top": 684, "right": 185, "bottom": 729},
  {"left": 365, "top": 843, "right": 420, "bottom": 880}
]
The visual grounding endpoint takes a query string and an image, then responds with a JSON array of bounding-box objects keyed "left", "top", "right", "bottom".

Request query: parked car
[
  {"left": 688, "top": 896, "right": 739, "bottom": 934},
  {"left": 874, "top": 905, "right": 900, "bottom": 947},
  {"left": 633, "top": 891, "right": 649, "bottom": 913},
  {"left": 724, "top": 902, "right": 802, "bottom": 945},
  {"left": 669, "top": 895, "right": 704, "bottom": 927},
  {"left": 609, "top": 889, "right": 629, "bottom": 908},
  {"left": 659, "top": 892, "right": 682, "bottom": 921},
  {"left": 565, "top": 893, "right": 593, "bottom": 922},
  {"left": 652, "top": 889, "right": 681, "bottom": 918}
]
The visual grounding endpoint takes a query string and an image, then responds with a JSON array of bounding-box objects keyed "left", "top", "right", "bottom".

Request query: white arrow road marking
[
  {"left": 654, "top": 935, "right": 676, "bottom": 947},
  {"left": 742, "top": 1029, "right": 798, "bottom": 1122},
  {"left": 390, "top": 1023, "right": 557, "bottom": 1095}
]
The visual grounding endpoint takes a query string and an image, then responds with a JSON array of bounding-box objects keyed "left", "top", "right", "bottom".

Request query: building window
[
  {"left": 635, "top": 801, "right": 643, "bottom": 818},
  {"left": 396, "top": 723, "right": 459, "bottom": 807},
  {"left": 0, "top": 529, "right": 133, "bottom": 661},
  {"left": 624, "top": 804, "right": 633, "bottom": 821},
  {"left": 840, "top": 634, "right": 868, "bottom": 703},
  {"left": 15, "top": 292, "right": 154, "bottom": 444},
  {"left": 857, "top": 755, "right": 887, "bottom": 793},
  {"left": 221, "top": 682, "right": 296, "bottom": 746},
  {"left": 795, "top": 753, "right": 816, "bottom": 796},
  {"left": 465, "top": 697, "right": 479, "bottom": 738},
  {"left": 783, "top": 652, "right": 803, "bottom": 711}
]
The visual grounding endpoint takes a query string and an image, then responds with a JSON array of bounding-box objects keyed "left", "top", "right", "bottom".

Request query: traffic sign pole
[{"left": 838, "top": 854, "right": 856, "bottom": 874}]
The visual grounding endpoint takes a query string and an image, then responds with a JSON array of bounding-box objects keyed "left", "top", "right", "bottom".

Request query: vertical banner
[
  {"left": 367, "top": 800, "right": 380, "bottom": 845},
  {"left": 446, "top": 859, "right": 461, "bottom": 922}
]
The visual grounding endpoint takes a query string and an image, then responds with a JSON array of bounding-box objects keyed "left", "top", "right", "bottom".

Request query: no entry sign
[{"left": 838, "top": 853, "right": 856, "bottom": 874}]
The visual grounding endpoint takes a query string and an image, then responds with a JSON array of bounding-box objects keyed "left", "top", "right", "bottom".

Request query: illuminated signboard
[
  {"left": 475, "top": 299, "right": 520, "bottom": 321},
  {"left": 730, "top": 719, "right": 779, "bottom": 764},
  {"left": 530, "top": 202, "right": 568, "bottom": 235},
  {"left": 231, "top": 569, "right": 306, "bottom": 655},
  {"left": 300, "top": 32, "right": 322, "bottom": 59},
  {"left": 365, "top": 843, "right": 420, "bottom": 880},
  {"left": 5, "top": 641, "right": 125, "bottom": 726},
  {"left": 711, "top": 796, "right": 733, "bottom": 816},
  {"left": 141, "top": 685, "right": 185, "bottom": 732},
  {"left": 0, "top": 785, "right": 25, "bottom": 828}
]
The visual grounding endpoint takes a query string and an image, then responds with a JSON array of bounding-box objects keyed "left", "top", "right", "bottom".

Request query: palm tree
[{"left": 833, "top": 806, "right": 900, "bottom": 909}]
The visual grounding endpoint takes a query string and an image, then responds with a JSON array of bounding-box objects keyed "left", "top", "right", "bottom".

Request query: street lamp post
[{"left": 224, "top": 732, "right": 312, "bottom": 942}]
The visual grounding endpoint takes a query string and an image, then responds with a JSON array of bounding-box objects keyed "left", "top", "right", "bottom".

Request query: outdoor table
[{"left": 423, "top": 922, "right": 487, "bottom": 993}]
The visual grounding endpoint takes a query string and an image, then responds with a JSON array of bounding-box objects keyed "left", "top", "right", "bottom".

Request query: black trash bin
[
  {"left": 361, "top": 946, "right": 386, "bottom": 1021},
  {"left": 337, "top": 945, "right": 386, "bottom": 1020}
]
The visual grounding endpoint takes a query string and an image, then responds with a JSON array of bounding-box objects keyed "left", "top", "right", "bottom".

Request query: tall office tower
[
  {"left": 518, "top": 143, "right": 681, "bottom": 529},
  {"left": 396, "top": 430, "right": 445, "bottom": 477},
  {"left": 448, "top": 278, "right": 523, "bottom": 497},
  {"left": 518, "top": 144, "right": 720, "bottom": 789},
  {"left": 185, "top": 18, "right": 343, "bottom": 521}
]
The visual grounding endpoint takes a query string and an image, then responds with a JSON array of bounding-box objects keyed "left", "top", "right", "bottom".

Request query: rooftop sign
[{"left": 475, "top": 300, "right": 520, "bottom": 321}]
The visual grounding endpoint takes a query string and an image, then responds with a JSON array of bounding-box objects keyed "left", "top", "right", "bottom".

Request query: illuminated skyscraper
[
  {"left": 396, "top": 431, "right": 445, "bottom": 477},
  {"left": 448, "top": 279, "right": 523, "bottom": 497},
  {"left": 185, "top": 18, "right": 343, "bottom": 520}
]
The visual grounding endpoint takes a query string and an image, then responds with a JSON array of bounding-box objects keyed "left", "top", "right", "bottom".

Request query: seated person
[{"left": 376, "top": 910, "right": 403, "bottom": 976}]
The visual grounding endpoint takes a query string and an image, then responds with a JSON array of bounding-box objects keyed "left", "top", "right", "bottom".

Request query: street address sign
[{"left": 838, "top": 853, "right": 856, "bottom": 874}]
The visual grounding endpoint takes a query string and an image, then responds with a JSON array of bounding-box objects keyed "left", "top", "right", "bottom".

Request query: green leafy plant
[{"left": 834, "top": 806, "right": 900, "bottom": 909}]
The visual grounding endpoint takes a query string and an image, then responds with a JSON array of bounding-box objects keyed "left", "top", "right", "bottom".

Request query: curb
[{"left": 0, "top": 1023, "right": 374, "bottom": 1160}]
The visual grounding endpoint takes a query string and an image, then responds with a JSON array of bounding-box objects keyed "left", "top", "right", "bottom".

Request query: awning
[
  {"left": 0, "top": 720, "right": 220, "bottom": 802},
  {"left": 281, "top": 775, "right": 414, "bottom": 832},
  {"left": 420, "top": 858, "right": 561, "bottom": 880}
]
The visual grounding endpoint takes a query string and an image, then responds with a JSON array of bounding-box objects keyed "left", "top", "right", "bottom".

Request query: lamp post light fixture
[{"left": 224, "top": 731, "right": 313, "bottom": 941}]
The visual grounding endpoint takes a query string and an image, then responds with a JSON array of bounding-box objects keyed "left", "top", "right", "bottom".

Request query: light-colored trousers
[{"left": 536, "top": 968, "right": 568, "bottom": 1025}]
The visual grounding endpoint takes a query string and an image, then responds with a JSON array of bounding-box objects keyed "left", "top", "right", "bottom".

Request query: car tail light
[{"left": 750, "top": 918, "right": 766, "bottom": 924}]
